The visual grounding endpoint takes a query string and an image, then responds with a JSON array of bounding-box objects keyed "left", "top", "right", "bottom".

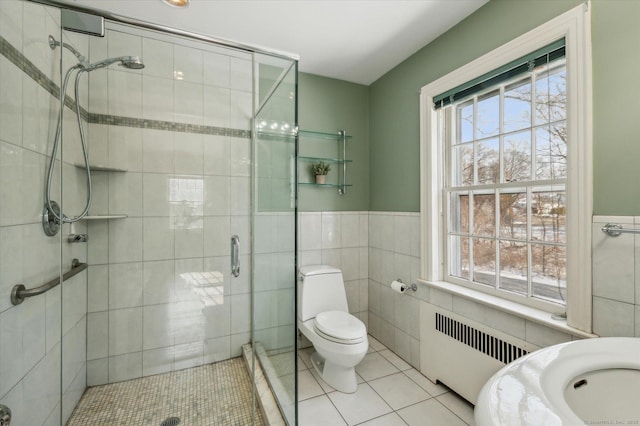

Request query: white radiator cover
[{"left": 419, "top": 302, "right": 539, "bottom": 404}]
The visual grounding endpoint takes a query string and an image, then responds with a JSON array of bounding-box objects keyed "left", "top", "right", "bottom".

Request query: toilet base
[{"left": 310, "top": 351, "right": 358, "bottom": 394}]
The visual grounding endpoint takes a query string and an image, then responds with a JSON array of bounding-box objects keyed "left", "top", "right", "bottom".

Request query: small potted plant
[{"left": 311, "top": 161, "right": 331, "bottom": 184}]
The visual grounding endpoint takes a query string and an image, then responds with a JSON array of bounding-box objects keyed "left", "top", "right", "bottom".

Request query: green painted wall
[
  {"left": 298, "top": 73, "right": 369, "bottom": 211},
  {"left": 591, "top": 0, "right": 640, "bottom": 215},
  {"left": 368, "top": 0, "right": 589, "bottom": 212}
]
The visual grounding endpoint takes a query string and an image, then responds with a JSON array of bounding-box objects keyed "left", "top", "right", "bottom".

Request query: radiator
[{"left": 419, "top": 302, "right": 538, "bottom": 404}]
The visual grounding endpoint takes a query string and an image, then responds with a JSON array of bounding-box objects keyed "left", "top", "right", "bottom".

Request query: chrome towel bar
[
  {"left": 601, "top": 223, "right": 640, "bottom": 237},
  {"left": 11, "top": 258, "right": 87, "bottom": 305}
]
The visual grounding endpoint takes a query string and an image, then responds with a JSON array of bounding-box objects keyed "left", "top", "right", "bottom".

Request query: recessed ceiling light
[{"left": 162, "top": 0, "right": 189, "bottom": 8}]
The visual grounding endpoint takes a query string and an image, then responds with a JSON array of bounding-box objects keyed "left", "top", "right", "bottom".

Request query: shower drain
[{"left": 160, "top": 417, "right": 181, "bottom": 426}]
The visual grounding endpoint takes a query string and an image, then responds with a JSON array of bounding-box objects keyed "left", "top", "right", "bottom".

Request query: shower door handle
[{"left": 231, "top": 235, "right": 240, "bottom": 277}]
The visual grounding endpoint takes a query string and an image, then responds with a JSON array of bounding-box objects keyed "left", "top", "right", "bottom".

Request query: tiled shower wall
[
  {"left": 592, "top": 216, "right": 640, "bottom": 337},
  {"left": 84, "top": 25, "right": 255, "bottom": 386},
  {"left": 0, "top": 1, "right": 89, "bottom": 424}
]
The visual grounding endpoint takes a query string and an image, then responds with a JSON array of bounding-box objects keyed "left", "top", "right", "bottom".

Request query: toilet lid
[{"left": 314, "top": 310, "right": 366, "bottom": 342}]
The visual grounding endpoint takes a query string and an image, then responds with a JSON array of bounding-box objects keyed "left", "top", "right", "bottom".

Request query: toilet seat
[{"left": 314, "top": 310, "right": 366, "bottom": 344}]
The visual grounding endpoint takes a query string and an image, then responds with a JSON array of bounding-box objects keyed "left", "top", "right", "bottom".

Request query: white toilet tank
[{"left": 298, "top": 265, "right": 349, "bottom": 321}]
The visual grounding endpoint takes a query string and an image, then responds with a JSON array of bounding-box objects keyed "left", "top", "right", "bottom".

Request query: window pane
[
  {"left": 457, "top": 100, "right": 474, "bottom": 143},
  {"left": 499, "top": 241, "right": 527, "bottom": 295},
  {"left": 449, "top": 235, "right": 469, "bottom": 280},
  {"left": 535, "top": 126, "right": 567, "bottom": 180},
  {"left": 531, "top": 243, "right": 566, "bottom": 303},
  {"left": 473, "top": 238, "right": 495, "bottom": 286},
  {"left": 536, "top": 62, "right": 566, "bottom": 126},
  {"left": 531, "top": 190, "right": 566, "bottom": 244},
  {"left": 504, "top": 79, "right": 531, "bottom": 133},
  {"left": 499, "top": 191, "right": 527, "bottom": 240},
  {"left": 453, "top": 143, "right": 474, "bottom": 186},
  {"left": 535, "top": 61, "right": 567, "bottom": 126},
  {"left": 503, "top": 130, "right": 531, "bottom": 182},
  {"left": 472, "top": 192, "right": 495, "bottom": 236},
  {"left": 449, "top": 192, "right": 469, "bottom": 234},
  {"left": 477, "top": 91, "right": 499, "bottom": 138},
  {"left": 477, "top": 138, "right": 499, "bottom": 184}
]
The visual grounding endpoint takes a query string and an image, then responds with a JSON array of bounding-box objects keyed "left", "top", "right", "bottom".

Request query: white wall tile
[
  {"left": 88, "top": 265, "right": 109, "bottom": 312},
  {"left": 203, "top": 86, "right": 230, "bottom": 128},
  {"left": 142, "top": 38, "right": 174, "bottom": 80},
  {"left": 108, "top": 352, "right": 142, "bottom": 383},
  {"left": 230, "top": 138, "right": 251, "bottom": 177},
  {"left": 109, "top": 126, "right": 143, "bottom": 172},
  {"left": 142, "top": 173, "right": 171, "bottom": 216},
  {"left": 142, "top": 76, "right": 174, "bottom": 122},
  {"left": 143, "top": 346, "right": 174, "bottom": 377},
  {"left": 203, "top": 51, "right": 230, "bottom": 88},
  {"left": 230, "top": 293, "right": 250, "bottom": 334},
  {"left": 204, "top": 216, "right": 230, "bottom": 257},
  {"left": 393, "top": 215, "right": 412, "bottom": 255},
  {"left": 87, "top": 358, "right": 108, "bottom": 386},
  {"left": 321, "top": 213, "right": 341, "bottom": 249},
  {"left": 142, "top": 130, "right": 174, "bottom": 174},
  {"left": 593, "top": 296, "right": 634, "bottom": 337},
  {"left": 109, "top": 262, "right": 143, "bottom": 309},
  {"left": 87, "top": 312, "right": 108, "bottom": 360},
  {"left": 109, "top": 307, "right": 142, "bottom": 356},
  {"left": 175, "top": 132, "right": 204, "bottom": 175},
  {"left": 143, "top": 260, "right": 175, "bottom": 305},
  {"left": 143, "top": 217, "right": 175, "bottom": 261},
  {"left": 174, "top": 45, "right": 203, "bottom": 84},
  {"left": 175, "top": 80, "right": 204, "bottom": 125},
  {"left": 229, "top": 57, "right": 252, "bottom": 92},
  {"left": 108, "top": 70, "right": 142, "bottom": 117},
  {"left": 143, "top": 303, "right": 175, "bottom": 350},
  {"left": 203, "top": 135, "right": 230, "bottom": 175},
  {"left": 592, "top": 223, "right": 635, "bottom": 303},
  {"left": 109, "top": 172, "right": 143, "bottom": 217},
  {"left": 108, "top": 218, "right": 143, "bottom": 263},
  {"left": 341, "top": 213, "right": 360, "bottom": 248}
]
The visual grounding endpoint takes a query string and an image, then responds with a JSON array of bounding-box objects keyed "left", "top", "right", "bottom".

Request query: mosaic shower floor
[{"left": 67, "top": 358, "right": 264, "bottom": 426}]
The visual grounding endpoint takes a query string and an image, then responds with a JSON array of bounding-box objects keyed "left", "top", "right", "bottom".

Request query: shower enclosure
[{"left": 0, "top": 0, "right": 298, "bottom": 424}]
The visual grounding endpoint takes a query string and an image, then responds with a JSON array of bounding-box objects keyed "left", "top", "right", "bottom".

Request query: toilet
[{"left": 298, "top": 265, "right": 369, "bottom": 393}]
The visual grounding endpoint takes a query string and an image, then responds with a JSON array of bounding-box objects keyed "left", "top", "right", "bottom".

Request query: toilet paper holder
[{"left": 396, "top": 278, "right": 417, "bottom": 292}]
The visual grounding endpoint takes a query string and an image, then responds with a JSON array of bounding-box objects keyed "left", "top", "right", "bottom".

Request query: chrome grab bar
[
  {"left": 231, "top": 235, "right": 240, "bottom": 277},
  {"left": 11, "top": 258, "right": 88, "bottom": 305},
  {"left": 601, "top": 223, "right": 640, "bottom": 237}
]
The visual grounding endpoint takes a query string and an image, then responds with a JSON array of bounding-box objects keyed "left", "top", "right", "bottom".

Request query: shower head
[{"left": 84, "top": 56, "right": 145, "bottom": 72}]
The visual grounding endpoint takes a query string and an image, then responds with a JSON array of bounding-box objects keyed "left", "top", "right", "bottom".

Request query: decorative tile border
[
  {"left": 0, "top": 35, "right": 251, "bottom": 139},
  {"left": 89, "top": 113, "right": 251, "bottom": 138}
]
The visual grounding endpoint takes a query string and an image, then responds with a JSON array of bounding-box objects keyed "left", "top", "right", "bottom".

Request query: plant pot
[{"left": 315, "top": 174, "right": 326, "bottom": 184}]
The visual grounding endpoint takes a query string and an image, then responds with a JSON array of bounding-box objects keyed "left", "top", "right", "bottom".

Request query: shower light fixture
[{"left": 162, "top": 0, "right": 189, "bottom": 8}]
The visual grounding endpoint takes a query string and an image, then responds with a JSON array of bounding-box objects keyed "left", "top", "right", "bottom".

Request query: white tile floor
[{"left": 298, "top": 336, "right": 475, "bottom": 426}]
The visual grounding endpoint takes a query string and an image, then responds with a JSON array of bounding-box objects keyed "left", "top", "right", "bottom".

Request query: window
[
  {"left": 444, "top": 51, "right": 567, "bottom": 306},
  {"left": 420, "top": 4, "right": 592, "bottom": 332}
]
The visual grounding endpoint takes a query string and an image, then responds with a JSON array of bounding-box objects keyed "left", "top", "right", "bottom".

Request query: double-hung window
[
  {"left": 420, "top": 4, "right": 592, "bottom": 332},
  {"left": 443, "top": 43, "right": 567, "bottom": 305}
]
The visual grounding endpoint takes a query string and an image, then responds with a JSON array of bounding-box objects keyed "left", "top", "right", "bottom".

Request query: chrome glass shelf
[
  {"left": 299, "top": 182, "right": 352, "bottom": 189},
  {"left": 74, "top": 163, "right": 128, "bottom": 172},
  {"left": 299, "top": 156, "right": 352, "bottom": 164},
  {"left": 299, "top": 130, "right": 352, "bottom": 141}
]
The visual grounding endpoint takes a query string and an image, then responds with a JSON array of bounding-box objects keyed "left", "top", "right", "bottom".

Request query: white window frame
[{"left": 419, "top": 3, "right": 592, "bottom": 333}]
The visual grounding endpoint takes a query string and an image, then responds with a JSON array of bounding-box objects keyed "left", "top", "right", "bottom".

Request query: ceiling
[{"left": 64, "top": 0, "right": 488, "bottom": 85}]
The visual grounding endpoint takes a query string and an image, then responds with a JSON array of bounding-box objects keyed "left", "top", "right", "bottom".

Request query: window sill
[{"left": 416, "top": 279, "right": 597, "bottom": 339}]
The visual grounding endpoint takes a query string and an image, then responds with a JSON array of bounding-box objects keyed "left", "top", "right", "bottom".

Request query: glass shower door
[
  {"left": 0, "top": 1, "right": 65, "bottom": 424},
  {"left": 252, "top": 55, "right": 298, "bottom": 424}
]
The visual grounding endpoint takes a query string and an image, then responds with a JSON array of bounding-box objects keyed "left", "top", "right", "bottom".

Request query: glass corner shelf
[
  {"left": 298, "top": 130, "right": 352, "bottom": 141},
  {"left": 81, "top": 214, "right": 128, "bottom": 220},
  {"left": 299, "top": 182, "right": 352, "bottom": 188},
  {"left": 298, "top": 156, "right": 352, "bottom": 164},
  {"left": 74, "top": 163, "right": 128, "bottom": 173}
]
